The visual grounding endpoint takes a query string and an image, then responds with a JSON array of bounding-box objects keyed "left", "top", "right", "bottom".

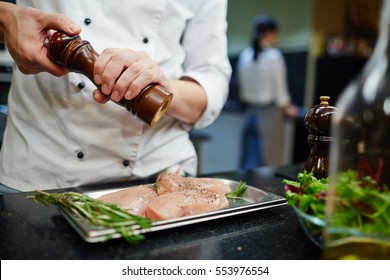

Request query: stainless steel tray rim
[{"left": 58, "top": 179, "right": 286, "bottom": 243}]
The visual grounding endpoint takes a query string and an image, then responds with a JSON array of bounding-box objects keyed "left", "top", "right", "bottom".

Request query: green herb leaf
[{"left": 226, "top": 181, "right": 247, "bottom": 200}]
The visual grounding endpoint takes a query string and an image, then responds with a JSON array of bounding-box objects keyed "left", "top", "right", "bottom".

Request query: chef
[{"left": 0, "top": 0, "right": 231, "bottom": 191}]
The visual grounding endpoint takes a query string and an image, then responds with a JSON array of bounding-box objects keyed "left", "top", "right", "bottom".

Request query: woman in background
[{"left": 237, "top": 14, "right": 298, "bottom": 167}]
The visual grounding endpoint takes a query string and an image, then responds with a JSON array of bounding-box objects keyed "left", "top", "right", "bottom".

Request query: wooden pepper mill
[
  {"left": 303, "top": 96, "right": 337, "bottom": 179},
  {"left": 47, "top": 31, "right": 173, "bottom": 127}
]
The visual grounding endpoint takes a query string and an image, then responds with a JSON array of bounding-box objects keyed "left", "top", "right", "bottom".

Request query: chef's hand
[
  {"left": 92, "top": 48, "right": 170, "bottom": 104},
  {"left": 93, "top": 48, "right": 208, "bottom": 125},
  {"left": 0, "top": 2, "right": 81, "bottom": 76}
]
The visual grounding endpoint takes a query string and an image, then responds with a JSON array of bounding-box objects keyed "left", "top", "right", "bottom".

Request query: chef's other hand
[
  {"left": 92, "top": 48, "right": 170, "bottom": 104},
  {"left": 0, "top": 2, "right": 81, "bottom": 76},
  {"left": 282, "top": 104, "right": 299, "bottom": 120}
]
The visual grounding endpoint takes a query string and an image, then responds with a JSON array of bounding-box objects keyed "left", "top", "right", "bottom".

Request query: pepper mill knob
[
  {"left": 47, "top": 31, "right": 173, "bottom": 127},
  {"left": 303, "top": 96, "right": 337, "bottom": 178}
]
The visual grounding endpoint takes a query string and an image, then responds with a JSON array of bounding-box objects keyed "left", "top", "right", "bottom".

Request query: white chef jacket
[
  {"left": 237, "top": 47, "right": 290, "bottom": 108},
  {"left": 0, "top": 0, "right": 231, "bottom": 191}
]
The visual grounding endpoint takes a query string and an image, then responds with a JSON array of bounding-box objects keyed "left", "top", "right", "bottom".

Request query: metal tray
[{"left": 57, "top": 179, "right": 286, "bottom": 243}]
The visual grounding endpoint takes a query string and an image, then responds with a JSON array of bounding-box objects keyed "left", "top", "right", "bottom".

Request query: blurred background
[
  {"left": 197, "top": 0, "right": 380, "bottom": 174},
  {"left": 0, "top": 0, "right": 381, "bottom": 174}
]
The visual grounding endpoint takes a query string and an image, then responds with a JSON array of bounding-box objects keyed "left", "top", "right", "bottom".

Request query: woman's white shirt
[{"left": 237, "top": 47, "right": 290, "bottom": 108}]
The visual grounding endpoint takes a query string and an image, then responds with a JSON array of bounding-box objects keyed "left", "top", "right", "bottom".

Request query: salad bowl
[{"left": 293, "top": 206, "right": 326, "bottom": 248}]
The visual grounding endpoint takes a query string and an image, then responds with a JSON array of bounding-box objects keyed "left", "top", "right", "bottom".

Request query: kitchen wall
[
  {"left": 227, "top": 0, "right": 312, "bottom": 55},
  {"left": 227, "top": 0, "right": 380, "bottom": 55},
  {"left": 226, "top": 0, "right": 312, "bottom": 110}
]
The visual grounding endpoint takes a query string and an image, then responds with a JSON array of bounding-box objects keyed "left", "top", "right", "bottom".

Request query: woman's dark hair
[{"left": 251, "top": 15, "right": 278, "bottom": 60}]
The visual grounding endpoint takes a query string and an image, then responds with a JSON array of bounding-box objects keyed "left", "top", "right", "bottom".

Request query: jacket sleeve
[{"left": 180, "top": 0, "right": 232, "bottom": 129}]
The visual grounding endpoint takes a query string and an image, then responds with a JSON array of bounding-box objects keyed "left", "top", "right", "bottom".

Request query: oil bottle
[{"left": 323, "top": 0, "right": 390, "bottom": 259}]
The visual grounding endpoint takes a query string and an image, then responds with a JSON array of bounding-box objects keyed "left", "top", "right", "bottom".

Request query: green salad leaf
[
  {"left": 283, "top": 170, "right": 328, "bottom": 219},
  {"left": 283, "top": 169, "right": 390, "bottom": 236},
  {"left": 331, "top": 170, "right": 390, "bottom": 235}
]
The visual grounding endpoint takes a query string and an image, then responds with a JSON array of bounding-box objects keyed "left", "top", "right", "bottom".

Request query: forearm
[
  {"left": 0, "top": 2, "right": 19, "bottom": 42},
  {"left": 167, "top": 79, "right": 207, "bottom": 125}
]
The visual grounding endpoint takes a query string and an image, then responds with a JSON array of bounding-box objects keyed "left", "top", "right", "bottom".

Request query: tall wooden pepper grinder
[
  {"left": 47, "top": 31, "right": 173, "bottom": 127},
  {"left": 303, "top": 96, "right": 337, "bottom": 179}
]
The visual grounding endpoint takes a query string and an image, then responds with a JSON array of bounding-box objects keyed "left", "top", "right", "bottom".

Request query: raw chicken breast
[
  {"left": 145, "top": 189, "right": 229, "bottom": 221},
  {"left": 97, "top": 185, "right": 158, "bottom": 216},
  {"left": 155, "top": 172, "right": 231, "bottom": 196},
  {"left": 196, "top": 177, "right": 232, "bottom": 194},
  {"left": 96, "top": 173, "right": 232, "bottom": 221}
]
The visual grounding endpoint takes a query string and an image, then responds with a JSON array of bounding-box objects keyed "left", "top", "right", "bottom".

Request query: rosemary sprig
[
  {"left": 226, "top": 180, "right": 247, "bottom": 200},
  {"left": 28, "top": 190, "right": 152, "bottom": 244}
]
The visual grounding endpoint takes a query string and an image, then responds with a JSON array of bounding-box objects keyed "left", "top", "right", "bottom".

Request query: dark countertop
[{"left": 0, "top": 163, "right": 321, "bottom": 260}]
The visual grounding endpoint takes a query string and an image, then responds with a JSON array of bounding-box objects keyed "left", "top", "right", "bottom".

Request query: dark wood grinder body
[
  {"left": 303, "top": 96, "right": 337, "bottom": 179},
  {"left": 47, "top": 31, "right": 172, "bottom": 127}
]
